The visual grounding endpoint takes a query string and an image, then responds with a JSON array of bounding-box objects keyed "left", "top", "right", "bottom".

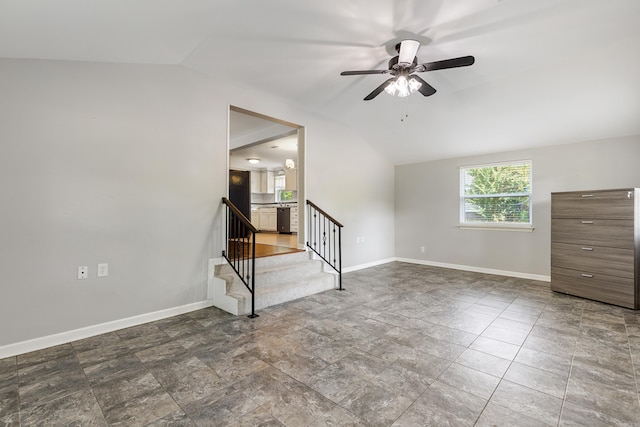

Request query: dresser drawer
[
  {"left": 551, "top": 243, "right": 634, "bottom": 279},
  {"left": 552, "top": 189, "right": 635, "bottom": 219},
  {"left": 551, "top": 267, "right": 636, "bottom": 309},
  {"left": 551, "top": 219, "right": 634, "bottom": 249}
]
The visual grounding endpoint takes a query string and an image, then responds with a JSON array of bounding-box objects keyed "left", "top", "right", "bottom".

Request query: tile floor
[{"left": 1, "top": 262, "right": 640, "bottom": 426}]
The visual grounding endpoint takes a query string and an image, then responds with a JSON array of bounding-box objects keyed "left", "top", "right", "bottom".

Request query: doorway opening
[{"left": 228, "top": 106, "right": 305, "bottom": 258}]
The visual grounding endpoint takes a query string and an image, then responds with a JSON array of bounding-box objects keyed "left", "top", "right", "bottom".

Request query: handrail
[
  {"left": 306, "top": 200, "right": 343, "bottom": 290},
  {"left": 306, "top": 199, "right": 344, "bottom": 228},
  {"left": 221, "top": 197, "right": 258, "bottom": 318},
  {"left": 222, "top": 197, "right": 258, "bottom": 234}
]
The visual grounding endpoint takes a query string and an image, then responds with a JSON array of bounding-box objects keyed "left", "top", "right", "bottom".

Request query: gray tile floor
[{"left": 2, "top": 262, "right": 640, "bottom": 426}]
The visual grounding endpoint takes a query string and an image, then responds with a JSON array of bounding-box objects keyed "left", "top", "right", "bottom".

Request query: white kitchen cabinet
[
  {"left": 250, "top": 171, "right": 261, "bottom": 193},
  {"left": 259, "top": 208, "right": 277, "bottom": 231},
  {"left": 251, "top": 170, "right": 275, "bottom": 193},
  {"left": 262, "top": 171, "right": 275, "bottom": 193},
  {"left": 290, "top": 206, "right": 298, "bottom": 233},
  {"left": 251, "top": 210, "right": 260, "bottom": 229},
  {"left": 285, "top": 168, "right": 297, "bottom": 191}
]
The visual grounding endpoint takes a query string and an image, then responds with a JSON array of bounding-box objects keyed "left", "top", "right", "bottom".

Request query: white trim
[
  {"left": 2, "top": 257, "right": 548, "bottom": 358},
  {"left": 343, "top": 258, "right": 395, "bottom": 273},
  {"left": 0, "top": 300, "right": 216, "bottom": 359},
  {"left": 208, "top": 258, "right": 239, "bottom": 315},
  {"left": 211, "top": 257, "right": 226, "bottom": 266},
  {"left": 394, "top": 257, "right": 550, "bottom": 282},
  {"left": 342, "top": 256, "right": 549, "bottom": 281},
  {"left": 459, "top": 159, "right": 533, "bottom": 226},
  {"left": 460, "top": 159, "right": 532, "bottom": 170},
  {"left": 457, "top": 224, "right": 534, "bottom": 232}
]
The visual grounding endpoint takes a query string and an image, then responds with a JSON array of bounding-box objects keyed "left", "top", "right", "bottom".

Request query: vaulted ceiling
[{"left": 2, "top": 0, "right": 639, "bottom": 164}]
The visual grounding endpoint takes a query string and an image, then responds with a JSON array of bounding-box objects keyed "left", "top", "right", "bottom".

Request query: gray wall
[
  {"left": 395, "top": 137, "right": 640, "bottom": 277},
  {"left": 0, "top": 58, "right": 395, "bottom": 348}
]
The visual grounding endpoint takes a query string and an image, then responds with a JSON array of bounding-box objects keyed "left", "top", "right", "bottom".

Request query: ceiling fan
[{"left": 340, "top": 40, "right": 475, "bottom": 101}]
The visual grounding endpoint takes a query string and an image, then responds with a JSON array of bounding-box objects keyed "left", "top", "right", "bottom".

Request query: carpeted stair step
[{"left": 211, "top": 251, "right": 337, "bottom": 315}]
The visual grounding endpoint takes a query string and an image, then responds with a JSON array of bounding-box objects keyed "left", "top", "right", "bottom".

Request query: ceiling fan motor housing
[{"left": 388, "top": 56, "right": 418, "bottom": 72}]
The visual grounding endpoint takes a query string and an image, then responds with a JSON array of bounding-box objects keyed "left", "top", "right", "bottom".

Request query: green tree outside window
[{"left": 461, "top": 162, "right": 531, "bottom": 224}]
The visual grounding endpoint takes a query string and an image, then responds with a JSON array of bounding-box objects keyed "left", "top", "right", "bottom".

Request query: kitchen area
[
  {"left": 228, "top": 106, "right": 302, "bottom": 251},
  {"left": 249, "top": 167, "right": 298, "bottom": 235}
]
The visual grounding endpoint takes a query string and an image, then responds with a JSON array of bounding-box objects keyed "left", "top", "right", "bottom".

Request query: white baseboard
[
  {"left": 343, "top": 258, "right": 395, "bottom": 273},
  {"left": 1, "top": 258, "right": 548, "bottom": 359},
  {"left": 394, "top": 257, "right": 550, "bottom": 282},
  {"left": 0, "top": 300, "right": 216, "bottom": 359}
]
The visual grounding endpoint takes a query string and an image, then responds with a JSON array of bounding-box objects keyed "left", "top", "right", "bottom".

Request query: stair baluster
[
  {"left": 221, "top": 197, "right": 259, "bottom": 318},
  {"left": 306, "top": 200, "right": 344, "bottom": 290}
]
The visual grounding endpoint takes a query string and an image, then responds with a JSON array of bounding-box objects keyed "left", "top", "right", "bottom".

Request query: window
[
  {"left": 274, "top": 174, "right": 295, "bottom": 202},
  {"left": 278, "top": 190, "right": 294, "bottom": 202},
  {"left": 460, "top": 160, "right": 532, "bottom": 228}
]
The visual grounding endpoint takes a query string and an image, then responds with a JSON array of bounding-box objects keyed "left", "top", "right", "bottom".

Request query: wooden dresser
[{"left": 551, "top": 188, "right": 639, "bottom": 309}]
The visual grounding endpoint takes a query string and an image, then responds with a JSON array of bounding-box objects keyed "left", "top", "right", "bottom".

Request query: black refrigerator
[{"left": 228, "top": 170, "right": 251, "bottom": 237}]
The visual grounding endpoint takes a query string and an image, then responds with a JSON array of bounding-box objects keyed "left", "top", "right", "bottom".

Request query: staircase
[{"left": 210, "top": 250, "right": 337, "bottom": 316}]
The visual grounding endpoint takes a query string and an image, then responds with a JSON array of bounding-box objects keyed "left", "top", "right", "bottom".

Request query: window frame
[{"left": 459, "top": 160, "right": 533, "bottom": 231}]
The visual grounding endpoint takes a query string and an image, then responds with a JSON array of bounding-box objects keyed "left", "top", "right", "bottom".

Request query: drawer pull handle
[
  {"left": 581, "top": 221, "right": 594, "bottom": 224},
  {"left": 581, "top": 274, "right": 594, "bottom": 278},
  {"left": 581, "top": 247, "right": 593, "bottom": 251},
  {"left": 581, "top": 194, "right": 594, "bottom": 198}
]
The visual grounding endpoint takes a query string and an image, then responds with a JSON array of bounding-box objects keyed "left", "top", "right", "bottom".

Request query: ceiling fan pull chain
[{"left": 400, "top": 97, "right": 409, "bottom": 122}]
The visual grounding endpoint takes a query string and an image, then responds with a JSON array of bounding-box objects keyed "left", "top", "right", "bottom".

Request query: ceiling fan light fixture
[
  {"left": 385, "top": 76, "right": 422, "bottom": 98},
  {"left": 408, "top": 77, "right": 422, "bottom": 93},
  {"left": 396, "top": 76, "right": 410, "bottom": 97},
  {"left": 384, "top": 80, "right": 398, "bottom": 96}
]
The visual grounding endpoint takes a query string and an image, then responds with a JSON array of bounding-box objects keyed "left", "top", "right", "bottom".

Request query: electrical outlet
[
  {"left": 97, "top": 263, "right": 109, "bottom": 277},
  {"left": 361, "top": 236, "right": 365, "bottom": 243},
  {"left": 78, "top": 266, "right": 88, "bottom": 279},
  {"left": 420, "top": 246, "right": 425, "bottom": 253}
]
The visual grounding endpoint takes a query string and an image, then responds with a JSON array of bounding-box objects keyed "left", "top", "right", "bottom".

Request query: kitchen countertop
[
  {"left": 251, "top": 202, "right": 298, "bottom": 209},
  {"left": 252, "top": 202, "right": 297, "bottom": 205}
]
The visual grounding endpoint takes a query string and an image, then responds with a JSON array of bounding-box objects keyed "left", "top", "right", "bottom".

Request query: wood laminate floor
[
  {"left": 254, "top": 232, "right": 302, "bottom": 258},
  {"left": 255, "top": 232, "right": 299, "bottom": 248}
]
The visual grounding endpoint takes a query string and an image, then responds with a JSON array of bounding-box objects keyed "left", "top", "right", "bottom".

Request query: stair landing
[{"left": 255, "top": 232, "right": 300, "bottom": 257}]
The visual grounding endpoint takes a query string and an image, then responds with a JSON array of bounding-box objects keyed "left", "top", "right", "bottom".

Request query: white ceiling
[
  {"left": 230, "top": 130, "right": 298, "bottom": 171},
  {"left": 228, "top": 110, "right": 295, "bottom": 147},
  {"left": 2, "top": 0, "right": 639, "bottom": 164},
  {"left": 228, "top": 109, "right": 299, "bottom": 170}
]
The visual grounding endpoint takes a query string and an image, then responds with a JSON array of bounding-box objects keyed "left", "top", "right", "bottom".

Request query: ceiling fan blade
[
  {"left": 364, "top": 78, "right": 396, "bottom": 101},
  {"left": 340, "top": 69, "right": 390, "bottom": 76},
  {"left": 398, "top": 40, "right": 420, "bottom": 65},
  {"left": 414, "top": 55, "right": 475, "bottom": 73},
  {"left": 410, "top": 75, "right": 437, "bottom": 97}
]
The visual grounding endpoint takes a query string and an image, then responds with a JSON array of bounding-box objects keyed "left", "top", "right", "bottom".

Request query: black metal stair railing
[
  {"left": 221, "top": 197, "right": 259, "bottom": 318},
  {"left": 306, "top": 200, "right": 344, "bottom": 290}
]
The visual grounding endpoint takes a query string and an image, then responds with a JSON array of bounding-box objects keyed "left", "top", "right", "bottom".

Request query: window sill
[{"left": 458, "top": 223, "right": 534, "bottom": 232}]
